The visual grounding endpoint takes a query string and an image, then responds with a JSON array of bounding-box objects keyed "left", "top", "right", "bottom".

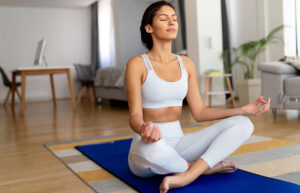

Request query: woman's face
[{"left": 146, "top": 5, "right": 178, "bottom": 41}]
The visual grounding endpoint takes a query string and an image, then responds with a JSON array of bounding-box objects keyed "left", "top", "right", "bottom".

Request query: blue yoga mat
[{"left": 76, "top": 139, "right": 300, "bottom": 193}]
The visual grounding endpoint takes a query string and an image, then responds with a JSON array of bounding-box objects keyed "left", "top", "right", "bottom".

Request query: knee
[
  {"left": 130, "top": 139, "right": 188, "bottom": 174},
  {"left": 230, "top": 115, "right": 254, "bottom": 138}
]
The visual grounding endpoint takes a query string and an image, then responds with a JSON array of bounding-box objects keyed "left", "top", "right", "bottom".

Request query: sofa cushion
[
  {"left": 284, "top": 77, "right": 300, "bottom": 96},
  {"left": 258, "top": 62, "right": 297, "bottom": 74}
]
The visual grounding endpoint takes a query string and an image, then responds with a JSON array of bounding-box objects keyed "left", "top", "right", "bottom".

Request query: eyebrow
[{"left": 158, "top": 14, "right": 177, "bottom": 17}]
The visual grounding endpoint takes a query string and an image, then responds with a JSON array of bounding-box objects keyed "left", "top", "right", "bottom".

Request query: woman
[{"left": 125, "top": 1, "right": 270, "bottom": 193}]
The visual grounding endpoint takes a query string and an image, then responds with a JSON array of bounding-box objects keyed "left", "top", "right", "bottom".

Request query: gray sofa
[
  {"left": 258, "top": 61, "right": 300, "bottom": 113},
  {"left": 94, "top": 66, "right": 128, "bottom": 102}
]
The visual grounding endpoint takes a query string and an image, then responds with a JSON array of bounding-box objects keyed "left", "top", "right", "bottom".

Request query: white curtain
[
  {"left": 283, "top": 0, "right": 300, "bottom": 57},
  {"left": 98, "top": 0, "right": 116, "bottom": 68}
]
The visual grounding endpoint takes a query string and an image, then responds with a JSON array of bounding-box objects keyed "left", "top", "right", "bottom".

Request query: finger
[
  {"left": 146, "top": 124, "right": 152, "bottom": 137},
  {"left": 264, "top": 103, "right": 270, "bottom": 112},
  {"left": 143, "top": 122, "right": 153, "bottom": 143},
  {"left": 261, "top": 99, "right": 267, "bottom": 104},
  {"left": 255, "top": 105, "right": 266, "bottom": 115},
  {"left": 150, "top": 125, "right": 158, "bottom": 142},
  {"left": 263, "top": 101, "right": 270, "bottom": 111},
  {"left": 141, "top": 123, "right": 147, "bottom": 134},
  {"left": 141, "top": 126, "right": 148, "bottom": 142},
  {"left": 254, "top": 96, "right": 263, "bottom": 105},
  {"left": 156, "top": 126, "right": 162, "bottom": 140},
  {"left": 256, "top": 104, "right": 269, "bottom": 115},
  {"left": 264, "top": 100, "right": 270, "bottom": 110},
  {"left": 142, "top": 125, "right": 150, "bottom": 142},
  {"left": 153, "top": 125, "right": 159, "bottom": 141},
  {"left": 259, "top": 96, "right": 268, "bottom": 104},
  {"left": 154, "top": 125, "right": 161, "bottom": 141},
  {"left": 257, "top": 105, "right": 267, "bottom": 114}
]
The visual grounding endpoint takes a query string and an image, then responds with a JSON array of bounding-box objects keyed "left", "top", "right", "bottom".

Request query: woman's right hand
[{"left": 140, "top": 121, "right": 162, "bottom": 143}]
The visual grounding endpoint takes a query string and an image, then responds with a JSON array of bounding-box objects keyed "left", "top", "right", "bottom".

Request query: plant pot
[{"left": 236, "top": 79, "right": 261, "bottom": 106}]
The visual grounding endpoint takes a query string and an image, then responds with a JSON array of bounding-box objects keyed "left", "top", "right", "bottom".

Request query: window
[{"left": 98, "top": 0, "right": 116, "bottom": 68}]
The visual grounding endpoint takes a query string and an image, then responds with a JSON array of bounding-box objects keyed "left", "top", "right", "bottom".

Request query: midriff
[{"left": 143, "top": 106, "right": 182, "bottom": 123}]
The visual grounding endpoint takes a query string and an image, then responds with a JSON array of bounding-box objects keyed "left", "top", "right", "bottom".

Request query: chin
[{"left": 162, "top": 34, "right": 178, "bottom": 41}]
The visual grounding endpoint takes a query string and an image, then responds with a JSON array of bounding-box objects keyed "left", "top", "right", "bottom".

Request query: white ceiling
[{"left": 0, "top": 0, "right": 98, "bottom": 8}]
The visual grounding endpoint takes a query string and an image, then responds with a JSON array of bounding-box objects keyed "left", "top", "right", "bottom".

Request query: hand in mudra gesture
[
  {"left": 240, "top": 96, "right": 271, "bottom": 116},
  {"left": 140, "top": 121, "right": 162, "bottom": 143}
]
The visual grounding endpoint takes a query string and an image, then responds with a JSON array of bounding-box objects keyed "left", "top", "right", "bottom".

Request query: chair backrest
[
  {"left": 0, "top": 67, "right": 12, "bottom": 87},
  {"left": 73, "top": 64, "right": 93, "bottom": 81}
]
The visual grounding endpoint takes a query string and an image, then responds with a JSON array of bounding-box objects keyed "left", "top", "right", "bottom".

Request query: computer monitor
[{"left": 34, "top": 39, "right": 48, "bottom": 67}]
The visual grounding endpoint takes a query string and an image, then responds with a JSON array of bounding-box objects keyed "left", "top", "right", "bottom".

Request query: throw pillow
[{"left": 284, "top": 56, "right": 300, "bottom": 70}]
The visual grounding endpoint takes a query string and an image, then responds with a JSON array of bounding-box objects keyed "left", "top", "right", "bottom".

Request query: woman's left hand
[{"left": 239, "top": 96, "right": 271, "bottom": 116}]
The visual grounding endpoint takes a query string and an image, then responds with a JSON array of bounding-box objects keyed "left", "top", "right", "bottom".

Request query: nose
[{"left": 168, "top": 18, "right": 175, "bottom": 26}]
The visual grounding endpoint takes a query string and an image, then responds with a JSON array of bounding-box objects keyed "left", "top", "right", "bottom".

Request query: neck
[{"left": 148, "top": 38, "right": 173, "bottom": 63}]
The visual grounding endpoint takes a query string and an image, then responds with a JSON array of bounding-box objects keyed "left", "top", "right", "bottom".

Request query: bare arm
[
  {"left": 125, "top": 56, "right": 162, "bottom": 143},
  {"left": 183, "top": 56, "right": 270, "bottom": 122},
  {"left": 125, "top": 56, "right": 145, "bottom": 134}
]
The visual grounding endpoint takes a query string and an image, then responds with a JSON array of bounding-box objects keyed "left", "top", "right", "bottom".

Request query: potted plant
[{"left": 221, "top": 25, "right": 284, "bottom": 105}]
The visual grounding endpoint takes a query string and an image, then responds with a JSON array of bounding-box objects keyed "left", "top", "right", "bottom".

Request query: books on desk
[{"left": 205, "top": 69, "right": 222, "bottom": 76}]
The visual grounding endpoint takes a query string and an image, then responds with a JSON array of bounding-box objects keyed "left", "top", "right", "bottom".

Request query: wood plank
[{"left": 0, "top": 100, "right": 299, "bottom": 192}]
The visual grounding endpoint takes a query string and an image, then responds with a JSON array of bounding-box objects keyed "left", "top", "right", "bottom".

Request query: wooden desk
[{"left": 11, "top": 66, "right": 76, "bottom": 115}]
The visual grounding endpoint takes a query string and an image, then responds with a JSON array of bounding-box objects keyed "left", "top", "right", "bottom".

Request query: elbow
[
  {"left": 195, "top": 115, "right": 203, "bottom": 122},
  {"left": 193, "top": 111, "right": 202, "bottom": 122},
  {"left": 194, "top": 106, "right": 206, "bottom": 122}
]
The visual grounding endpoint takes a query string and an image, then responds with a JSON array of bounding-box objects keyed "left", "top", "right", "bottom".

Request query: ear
[{"left": 145, "top": 24, "right": 153, "bottom": 33}]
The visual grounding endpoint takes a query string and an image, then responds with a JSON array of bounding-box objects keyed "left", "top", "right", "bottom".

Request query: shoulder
[
  {"left": 126, "top": 55, "right": 147, "bottom": 80},
  {"left": 126, "top": 56, "right": 145, "bottom": 71},
  {"left": 127, "top": 55, "right": 144, "bottom": 66},
  {"left": 178, "top": 55, "right": 196, "bottom": 74}
]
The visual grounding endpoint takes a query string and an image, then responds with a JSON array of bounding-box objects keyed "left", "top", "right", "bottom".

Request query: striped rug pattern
[{"left": 45, "top": 125, "right": 300, "bottom": 193}]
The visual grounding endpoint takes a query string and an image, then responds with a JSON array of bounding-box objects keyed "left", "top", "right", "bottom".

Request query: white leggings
[{"left": 128, "top": 115, "right": 254, "bottom": 178}]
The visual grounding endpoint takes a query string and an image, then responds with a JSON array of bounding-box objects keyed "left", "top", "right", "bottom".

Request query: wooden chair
[
  {"left": 0, "top": 67, "right": 21, "bottom": 105},
  {"left": 74, "top": 64, "right": 95, "bottom": 103}
]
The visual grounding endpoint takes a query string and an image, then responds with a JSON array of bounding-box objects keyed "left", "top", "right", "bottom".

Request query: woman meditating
[{"left": 125, "top": 1, "right": 270, "bottom": 193}]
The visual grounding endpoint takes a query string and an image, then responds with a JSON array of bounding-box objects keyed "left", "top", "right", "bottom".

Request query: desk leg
[
  {"left": 21, "top": 72, "right": 26, "bottom": 116},
  {"left": 225, "top": 76, "right": 237, "bottom": 108},
  {"left": 11, "top": 72, "right": 16, "bottom": 108},
  {"left": 50, "top": 74, "right": 56, "bottom": 106},
  {"left": 66, "top": 70, "right": 76, "bottom": 111}
]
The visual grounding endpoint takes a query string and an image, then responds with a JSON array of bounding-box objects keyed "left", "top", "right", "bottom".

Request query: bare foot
[
  {"left": 203, "top": 161, "right": 238, "bottom": 175},
  {"left": 159, "top": 175, "right": 187, "bottom": 193},
  {"left": 159, "top": 161, "right": 237, "bottom": 193}
]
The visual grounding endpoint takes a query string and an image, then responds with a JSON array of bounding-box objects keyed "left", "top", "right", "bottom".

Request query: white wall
[
  {"left": 113, "top": 0, "right": 185, "bottom": 67},
  {"left": 0, "top": 6, "right": 91, "bottom": 102},
  {"left": 185, "top": 0, "right": 225, "bottom": 106},
  {"left": 113, "top": 0, "right": 149, "bottom": 67},
  {"left": 226, "top": 0, "right": 284, "bottom": 84}
]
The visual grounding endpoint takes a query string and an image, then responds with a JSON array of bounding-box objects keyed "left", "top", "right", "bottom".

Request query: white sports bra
[{"left": 141, "top": 54, "right": 188, "bottom": 109}]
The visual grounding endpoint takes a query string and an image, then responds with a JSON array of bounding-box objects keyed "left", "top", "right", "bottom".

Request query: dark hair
[{"left": 140, "top": 1, "right": 175, "bottom": 50}]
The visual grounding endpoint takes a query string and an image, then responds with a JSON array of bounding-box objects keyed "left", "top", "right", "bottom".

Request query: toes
[
  {"left": 221, "top": 166, "right": 237, "bottom": 173},
  {"left": 159, "top": 178, "right": 170, "bottom": 193},
  {"left": 229, "top": 162, "right": 238, "bottom": 170},
  {"left": 223, "top": 161, "right": 238, "bottom": 169}
]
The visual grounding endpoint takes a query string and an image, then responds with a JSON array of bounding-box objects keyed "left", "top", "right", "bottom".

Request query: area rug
[
  {"left": 45, "top": 124, "right": 300, "bottom": 193},
  {"left": 76, "top": 138, "right": 300, "bottom": 193}
]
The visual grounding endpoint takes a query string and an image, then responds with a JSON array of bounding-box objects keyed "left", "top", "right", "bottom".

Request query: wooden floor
[{"left": 0, "top": 99, "right": 300, "bottom": 193}]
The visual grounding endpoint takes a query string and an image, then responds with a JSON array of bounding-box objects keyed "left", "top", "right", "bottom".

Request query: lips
[{"left": 167, "top": 28, "right": 176, "bottom": 32}]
